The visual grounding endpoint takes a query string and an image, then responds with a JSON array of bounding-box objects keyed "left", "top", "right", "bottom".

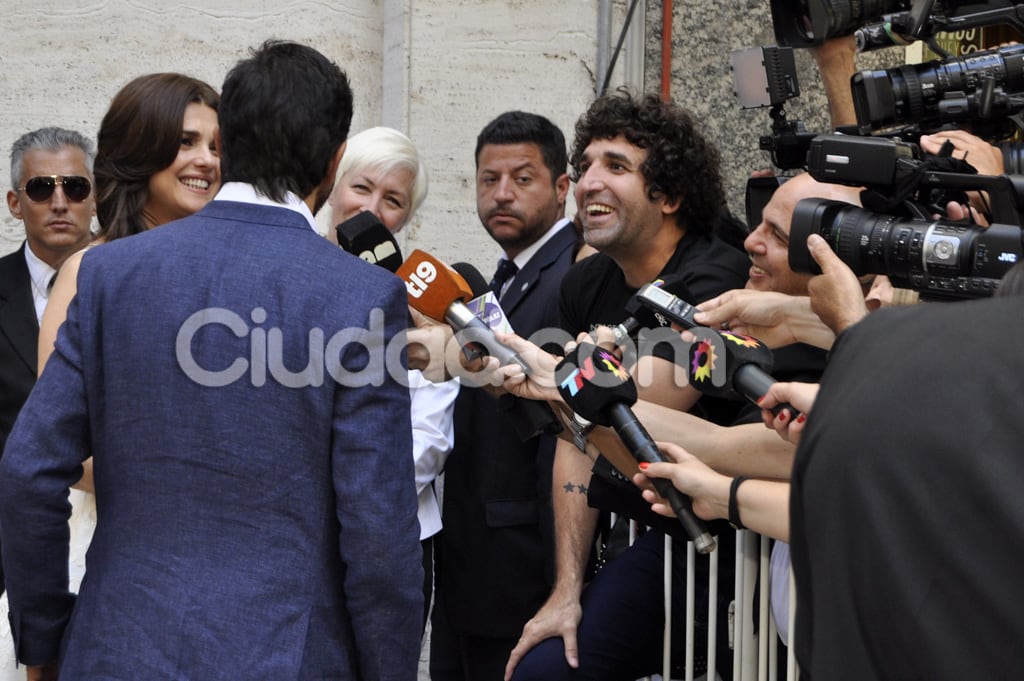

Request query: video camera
[
  {"left": 788, "top": 133, "right": 1024, "bottom": 299},
  {"left": 853, "top": 43, "right": 1024, "bottom": 140},
  {"left": 769, "top": 0, "right": 1024, "bottom": 50}
]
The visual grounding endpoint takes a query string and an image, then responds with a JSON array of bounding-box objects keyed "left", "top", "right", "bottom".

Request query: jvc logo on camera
[{"left": 998, "top": 252, "right": 1018, "bottom": 263}]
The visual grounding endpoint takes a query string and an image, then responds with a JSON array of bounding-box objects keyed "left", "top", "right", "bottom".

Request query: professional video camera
[
  {"left": 788, "top": 133, "right": 1024, "bottom": 299},
  {"left": 770, "top": 0, "right": 1024, "bottom": 50},
  {"left": 852, "top": 42, "right": 1024, "bottom": 139}
]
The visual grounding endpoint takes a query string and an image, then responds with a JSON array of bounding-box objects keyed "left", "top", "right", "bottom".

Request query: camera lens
[
  {"left": 770, "top": 0, "right": 905, "bottom": 47},
  {"left": 852, "top": 43, "right": 1024, "bottom": 134},
  {"left": 789, "top": 198, "right": 1024, "bottom": 299}
]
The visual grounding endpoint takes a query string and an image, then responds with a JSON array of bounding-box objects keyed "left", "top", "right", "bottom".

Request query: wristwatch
[{"left": 569, "top": 412, "right": 595, "bottom": 452}]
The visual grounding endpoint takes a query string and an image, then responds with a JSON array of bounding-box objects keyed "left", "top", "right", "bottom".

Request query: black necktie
[{"left": 489, "top": 259, "right": 519, "bottom": 298}]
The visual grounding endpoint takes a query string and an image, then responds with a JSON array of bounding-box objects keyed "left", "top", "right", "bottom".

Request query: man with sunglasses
[
  {"left": 2, "top": 126, "right": 94, "bottom": 454},
  {"left": 1, "top": 127, "right": 94, "bottom": 597}
]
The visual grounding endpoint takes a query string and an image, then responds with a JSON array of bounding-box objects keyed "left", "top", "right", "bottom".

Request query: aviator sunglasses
[{"left": 18, "top": 175, "right": 92, "bottom": 203}]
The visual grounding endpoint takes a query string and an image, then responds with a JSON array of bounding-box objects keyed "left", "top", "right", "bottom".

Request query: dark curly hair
[{"left": 569, "top": 89, "right": 725, "bottom": 237}]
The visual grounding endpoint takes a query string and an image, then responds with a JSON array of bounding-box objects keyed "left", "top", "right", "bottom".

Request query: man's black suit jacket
[
  {"left": 436, "top": 222, "right": 577, "bottom": 638},
  {"left": 0, "top": 243, "right": 40, "bottom": 594}
]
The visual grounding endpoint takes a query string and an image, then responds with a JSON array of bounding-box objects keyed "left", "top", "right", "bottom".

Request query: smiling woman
[{"left": 32, "top": 74, "right": 221, "bottom": 618}]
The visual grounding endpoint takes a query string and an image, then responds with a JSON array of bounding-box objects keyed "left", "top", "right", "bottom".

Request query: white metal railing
[{"left": 644, "top": 527, "right": 797, "bottom": 681}]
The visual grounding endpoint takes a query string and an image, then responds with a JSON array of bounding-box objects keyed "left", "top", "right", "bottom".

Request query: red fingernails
[
  {"left": 638, "top": 462, "right": 649, "bottom": 471},
  {"left": 778, "top": 410, "right": 789, "bottom": 422},
  {"left": 795, "top": 414, "right": 806, "bottom": 425}
]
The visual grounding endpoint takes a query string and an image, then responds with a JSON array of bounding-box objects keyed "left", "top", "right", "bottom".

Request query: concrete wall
[
  {"left": 0, "top": 1, "right": 907, "bottom": 271},
  {"left": 0, "top": 0, "right": 617, "bottom": 278}
]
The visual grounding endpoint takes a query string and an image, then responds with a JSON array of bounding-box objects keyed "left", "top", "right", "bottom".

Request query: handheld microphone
[
  {"left": 688, "top": 329, "right": 799, "bottom": 419},
  {"left": 334, "top": 211, "right": 403, "bottom": 273},
  {"left": 612, "top": 275, "right": 700, "bottom": 346},
  {"left": 396, "top": 250, "right": 530, "bottom": 373},
  {"left": 555, "top": 342, "right": 716, "bottom": 554},
  {"left": 452, "top": 261, "right": 561, "bottom": 440}
]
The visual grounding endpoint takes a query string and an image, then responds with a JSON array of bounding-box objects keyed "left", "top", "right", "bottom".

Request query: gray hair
[{"left": 10, "top": 126, "right": 95, "bottom": 190}]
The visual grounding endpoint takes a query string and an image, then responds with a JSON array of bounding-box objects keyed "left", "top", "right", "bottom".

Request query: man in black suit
[
  {"left": 430, "top": 111, "right": 579, "bottom": 681},
  {"left": 0, "top": 127, "right": 94, "bottom": 594}
]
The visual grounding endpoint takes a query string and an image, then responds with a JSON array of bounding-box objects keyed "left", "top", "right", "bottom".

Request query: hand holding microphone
[
  {"left": 554, "top": 342, "right": 716, "bottom": 553},
  {"left": 396, "top": 250, "right": 531, "bottom": 374},
  {"left": 687, "top": 328, "right": 801, "bottom": 420}
]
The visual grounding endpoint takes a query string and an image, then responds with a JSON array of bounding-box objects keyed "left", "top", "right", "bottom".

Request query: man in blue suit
[{"left": 0, "top": 41, "right": 422, "bottom": 681}]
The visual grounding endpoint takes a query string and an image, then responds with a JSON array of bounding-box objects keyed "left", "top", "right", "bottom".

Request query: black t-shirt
[
  {"left": 559, "top": 229, "right": 749, "bottom": 426},
  {"left": 559, "top": 229, "right": 750, "bottom": 341}
]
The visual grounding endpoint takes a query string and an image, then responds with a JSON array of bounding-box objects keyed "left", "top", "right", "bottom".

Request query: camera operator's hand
[
  {"left": 920, "top": 130, "right": 1004, "bottom": 176},
  {"left": 694, "top": 288, "right": 836, "bottom": 350},
  {"left": 805, "top": 234, "right": 869, "bottom": 335},
  {"left": 757, "top": 381, "right": 819, "bottom": 446}
]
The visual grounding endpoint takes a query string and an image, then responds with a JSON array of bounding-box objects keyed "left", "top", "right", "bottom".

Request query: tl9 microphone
[
  {"left": 334, "top": 211, "right": 404, "bottom": 273},
  {"left": 396, "top": 250, "right": 530, "bottom": 373},
  {"left": 688, "top": 329, "right": 799, "bottom": 418},
  {"left": 612, "top": 275, "right": 699, "bottom": 346},
  {"left": 555, "top": 342, "right": 716, "bottom": 554}
]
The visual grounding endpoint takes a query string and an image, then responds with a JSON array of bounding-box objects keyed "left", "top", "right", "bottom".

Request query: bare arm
[
  {"left": 632, "top": 399, "right": 796, "bottom": 479},
  {"left": 38, "top": 249, "right": 94, "bottom": 494},
  {"left": 695, "top": 289, "right": 837, "bottom": 350},
  {"left": 505, "top": 437, "right": 593, "bottom": 678},
  {"left": 636, "top": 442, "right": 792, "bottom": 542}
]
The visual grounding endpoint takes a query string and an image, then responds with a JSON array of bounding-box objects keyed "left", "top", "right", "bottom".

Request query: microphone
[
  {"left": 688, "top": 329, "right": 799, "bottom": 418},
  {"left": 334, "top": 211, "right": 403, "bottom": 273},
  {"left": 555, "top": 342, "right": 716, "bottom": 554},
  {"left": 612, "top": 275, "right": 699, "bottom": 346},
  {"left": 396, "top": 250, "right": 530, "bottom": 373},
  {"left": 451, "top": 260, "right": 562, "bottom": 440}
]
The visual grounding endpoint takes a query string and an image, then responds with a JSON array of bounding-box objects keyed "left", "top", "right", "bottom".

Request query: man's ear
[
  {"left": 7, "top": 189, "right": 22, "bottom": 220},
  {"left": 555, "top": 172, "right": 571, "bottom": 206},
  {"left": 660, "top": 193, "right": 682, "bottom": 217}
]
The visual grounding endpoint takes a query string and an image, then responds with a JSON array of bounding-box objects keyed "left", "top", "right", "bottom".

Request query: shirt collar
[
  {"left": 213, "top": 182, "right": 318, "bottom": 232},
  {"left": 508, "top": 216, "right": 571, "bottom": 270},
  {"left": 23, "top": 241, "right": 56, "bottom": 297}
]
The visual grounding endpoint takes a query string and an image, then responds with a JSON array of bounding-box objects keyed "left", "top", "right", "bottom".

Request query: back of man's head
[
  {"left": 474, "top": 111, "right": 567, "bottom": 185},
  {"left": 219, "top": 40, "right": 353, "bottom": 202}
]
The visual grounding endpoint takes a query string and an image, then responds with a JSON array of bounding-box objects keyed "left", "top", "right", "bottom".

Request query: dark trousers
[
  {"left": 510, "top": 530, "right": 733, "bottom": 681},
  {"left": 429, "top": 591, "right": 516, "bottom": 681}
]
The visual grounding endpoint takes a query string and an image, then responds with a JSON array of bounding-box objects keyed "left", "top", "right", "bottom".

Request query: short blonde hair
[{"left": 337, "top": 126, "right": 428, "bottom": 217}]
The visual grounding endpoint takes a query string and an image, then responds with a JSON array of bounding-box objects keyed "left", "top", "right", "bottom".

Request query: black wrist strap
[{"left": 729, "top": 476, "right": 749, "bottom": 530}]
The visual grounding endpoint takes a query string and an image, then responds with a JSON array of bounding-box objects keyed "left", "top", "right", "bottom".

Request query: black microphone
[
  {"left": 688, "top": 329, "right": 799, "bottom": 418},
  {"left": 555, "top": 342, "right": 716, "bottom": 554},
  {"left": 335, "top": 211, "right": 403, "bottom": 273},
  {"left": 612, "top": 275, "right": 699, "bottom": 346}
]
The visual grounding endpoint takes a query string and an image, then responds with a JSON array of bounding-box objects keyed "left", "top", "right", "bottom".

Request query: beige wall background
[{"left": 0, "top": 1, "right": 904, "bottom": 275}]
